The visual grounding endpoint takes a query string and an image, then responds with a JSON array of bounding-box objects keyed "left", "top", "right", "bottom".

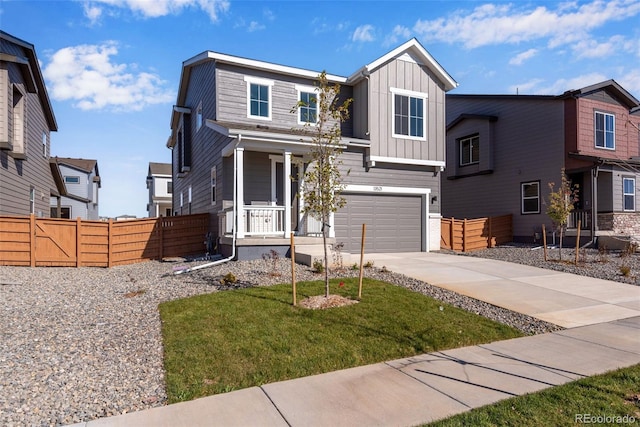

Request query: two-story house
[
  {"left": 443, "top": 80, "right": 640, "bottom": 247},
  {"left": 146, "top": 162, "right": 172, "bottom": 217},
  {"left": 50, "top": 157, "right": 101, "bottom": 220},
  {"left": 0, "top": 31, "right": 61, "bottom": 217},
  {"left": 168, "top": 39, "right": 457, "bottom": 259}
]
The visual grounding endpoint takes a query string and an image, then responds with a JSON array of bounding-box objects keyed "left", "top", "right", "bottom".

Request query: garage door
[{"left": 334, "top": 194, "right": 422, "bottom": 253}]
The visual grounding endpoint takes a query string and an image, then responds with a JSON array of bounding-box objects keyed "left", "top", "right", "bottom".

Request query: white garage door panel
[{"left": 335, "top": 194, "right": 422, "bottom": 253}]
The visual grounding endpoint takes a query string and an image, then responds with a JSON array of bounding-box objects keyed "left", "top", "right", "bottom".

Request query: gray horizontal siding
[
  {"left": 216, "top": 63, "right": 353, "bottom": 135},
  {"left": 443, "top": 96, "right": 565, "bottom": 239},
  {"left": 0, "top": 45, "right": 55, "bottom": 217}
]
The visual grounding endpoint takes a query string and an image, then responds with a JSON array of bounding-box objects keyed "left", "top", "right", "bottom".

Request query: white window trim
[
  {"left": 42, "top": 132, "right": 47, "bottom": 158},
  {"left": 459, "top": 135, "right": 479, "bottom": 166},
  {"left": 594, "top": 111, "right": 615, "bottom": 150},
  {"left": 390, "top": 87, "right": 427, "bottom": 141},
  {"left": 521, "top": 181, "right": 540, "bottom": 215},
  {"left": 244, "top": 76, "right": 274, "bottom": 121},
  {"left": 295, "top": 84, "right": 319, "bottom": 125},
  {"left": 623, "top": 177, "right": 635, "bottom": 212},
  {"left": 211, "top": 166, "right": 217, "bottom": 205}
]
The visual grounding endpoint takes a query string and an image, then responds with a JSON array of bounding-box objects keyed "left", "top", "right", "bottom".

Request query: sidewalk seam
[{"left": 259, "top": 386, "right": 292, "bottom": 427}]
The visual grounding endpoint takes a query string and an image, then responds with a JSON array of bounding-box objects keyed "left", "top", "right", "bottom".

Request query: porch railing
[
  {"left": 218, "top": 206, "right": 325, "bottom": 237},
  {"left": 567, "top": 209, "right": 591, "bottom": 229},
  {"left": 218, "top": 205, "right": 285, "bottom": 236}
]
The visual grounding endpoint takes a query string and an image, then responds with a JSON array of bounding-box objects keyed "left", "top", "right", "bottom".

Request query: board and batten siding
[
  {"left": 367, "top": 56, "right": 446, "bottom": 162},
  {"left": 443, "top": 96, "right": 565, "bottom": 240},
  {"left": 0, "top": 48, "right": 55, "bottom": 217}
]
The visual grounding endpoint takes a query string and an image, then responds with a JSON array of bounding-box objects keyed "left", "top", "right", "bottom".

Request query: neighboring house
[
  {"left": 146, "top": 162, "right": 173, "bottom": 217},
  {"left": 443, "top": 80, "right": 640, "bottom": 246},
  {"left": 167, "top": 38, "right": 457, "bottom": 259},
  {"left": 0, "top": 31, "right": 61, "bottom": 217},
  {"left": 50, "top": 157, "right": 101, "bottom": 220}
]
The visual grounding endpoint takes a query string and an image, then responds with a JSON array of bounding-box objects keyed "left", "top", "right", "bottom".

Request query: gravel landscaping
[{"left": 1, "top": 244, "right": 636, "bottom": 426}]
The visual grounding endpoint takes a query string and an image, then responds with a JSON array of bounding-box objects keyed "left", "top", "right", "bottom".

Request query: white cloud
[
  {"left": 383, "top": 25, "right": 411, "bottom": 47},
  {"left": 82, "top": 0, "right": 230, "bottom": 22},
  {"left": 620, "top": 69, "right": 640, "bottom": 94},
  {"left": 352, "top": 24, "right": 375, "bottom": 42},
  {"left": 572, "top": 35, "right": 627, "bottom": 59},
  {"left": 511, "top": 73, "right": 609, "bottom": 95},
  {"left": 247, "top": 21, "right": 265, "bottom": 32},
  {"left": 509, "top": 48, "right": 538, "bottom": 66},
  {"left": 43, "top": 42, "right": 175, "bottom": 112},
  {"left": 263, "top": 8, "right": 275, "bottom": 21},
  {"left": 413, "top": 0, "right": 640, "bottom": 49}
]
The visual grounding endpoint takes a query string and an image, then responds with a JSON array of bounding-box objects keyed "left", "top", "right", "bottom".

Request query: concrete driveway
[{"left": 363, "top": 252, "right": 640, "bottom": 328}]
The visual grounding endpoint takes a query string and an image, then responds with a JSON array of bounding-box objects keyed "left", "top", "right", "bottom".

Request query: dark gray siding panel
[
  {"left": 243, "top": 151, "right": 271, "bottom": 203},
  {"left": 443, "top": 96, "right": 565, "bottom": 240},
  {"left": 335, "top": 194, "right": 422, "bottom": 253}
]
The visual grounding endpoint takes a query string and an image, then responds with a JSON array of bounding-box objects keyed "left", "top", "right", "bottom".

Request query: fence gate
[{"left": 35, "top": 218, "right": 78, "bottom": 266}]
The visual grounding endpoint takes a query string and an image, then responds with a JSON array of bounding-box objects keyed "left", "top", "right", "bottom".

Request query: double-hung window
[
  {"left": 623, "top": 177, "right": 635, "bottom": 211},
  {"left": 210, "top": 166, "right": 217, "bottom": 205},
  {"left": 295, "top": 85, "right": 318, "bottom": 124},
  {"left": 391, "top": 88, "right": 426, "bottom": 140},
  {"left": 244, "top": 76, "right": 274, "bottom": 120},
  {"left": 521, "top": 181, "right": 540, "bottom": 214},
  {"left": 595, "top": 111, "right": 615, "bottom": 149},
  {"left": 459, "top": 135, "right": 479, "bottom": 166}
]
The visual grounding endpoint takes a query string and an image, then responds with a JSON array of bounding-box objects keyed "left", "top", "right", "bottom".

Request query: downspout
[{"left": 174, "top": 136, "right": 241, "bottom": 274}]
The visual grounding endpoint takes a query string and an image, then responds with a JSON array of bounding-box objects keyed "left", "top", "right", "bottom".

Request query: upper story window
[
  {"left": 391, "top": 88, "right": 427, "bottom": 140},
  {"left": 42, "top": 132, "right": 48, "bottom": 158},
  {"left": 167, "top": 181, "right": 173, "bottom": 194},
  {"left": 521, "top": 181, "right": 540, "bottom": 214},
  {"left": 196, "top": 102, "right": 203, "bottom": 131},
  {"left": 623, "top": 177, "right": 635, "bottom": 211},
  {"left": 244, "top": 76, "right": 274, "bottom": 120},
  {"left": 595, "top": 111, "right": 615, "bottom": 149},
  {"left": 210, "top": 166, "right": 217, "bottom": 205},
  {"left": 295, "top": 85, "right": 318, "bottom": 124},
  {"left": 459, "top": 135, "right": 479, "bottom": 166},
  {"left": 64, "top": 176, "right": 80, "bottom": 184}
]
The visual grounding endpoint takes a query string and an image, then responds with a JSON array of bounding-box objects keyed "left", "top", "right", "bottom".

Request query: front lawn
[
  {"left": 160, "top": 278, "right": 523, "bottom": 403},
  {"left": 429, "top": 364, "right": 640, "bottom": 426}
]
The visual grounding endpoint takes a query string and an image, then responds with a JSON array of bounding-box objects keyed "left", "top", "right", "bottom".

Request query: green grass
[
  {"left": 428, "top": 364, "right": 640, "bottom": 426},
  {"left": 160, "top": 278, "right": 523, "bottom": 403}
]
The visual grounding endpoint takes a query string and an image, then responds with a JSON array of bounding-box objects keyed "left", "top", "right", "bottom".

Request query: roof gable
[
  {"left": 148, "top": 162, "right": 172, "bottom": 176},
  {"left": 563, "top": 79, "right": 640, "bottom": 110},
  {"left": 0, "top": 31, "right": 57, "bottom": 131},
  {"left": 347, "top": 38, "right": 458, "bottom": 92}
]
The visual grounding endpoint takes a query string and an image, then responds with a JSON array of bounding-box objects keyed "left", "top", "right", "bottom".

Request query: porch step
[{"left": 294, "top": 244, "right": 353, "bottom": 268}]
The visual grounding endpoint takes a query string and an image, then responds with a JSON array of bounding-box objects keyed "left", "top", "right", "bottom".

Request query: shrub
[
  {"left": 313, "top": 259, "right": 324, "bottom": 274},
  {"left": 221, "top": 272, "right": 237, "bottom": 285}
]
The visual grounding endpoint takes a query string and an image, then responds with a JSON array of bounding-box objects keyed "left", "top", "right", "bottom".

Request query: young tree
[
  {"left": 293, "top": 71, "right": 352, "bottom": 297},
  {"left": 546, "top": 168, "right": 579, "bottom": 261}
]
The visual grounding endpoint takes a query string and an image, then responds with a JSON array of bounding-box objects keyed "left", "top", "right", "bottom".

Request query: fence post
[
  {"left": 450, "top": 217, "right": 454, "bottom": 251},
  {"left": 463, "top": 218, "right": 467, "bottom": 252},
  {"left": 158, "top": 217, "right": 164, "bottom": 261},
  {"left": 488, "top": 216, "right": 493, "bottom": 248},
  {"left": 107, "top": 219, "right": 113, "bottom": 268},
  {"left": 76, "top": 217, "right": 82, "bottom": 267},
  {"left": 30, "top": 214, "right": 36, "bottom": 267}
]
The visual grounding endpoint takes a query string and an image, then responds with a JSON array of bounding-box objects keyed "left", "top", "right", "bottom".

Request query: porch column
[
  {"left": 284, "top": 151, "right": 292, "bottom": 237},
  {"left": 236, "top": 147, "right": 245, "bottom": 238}
]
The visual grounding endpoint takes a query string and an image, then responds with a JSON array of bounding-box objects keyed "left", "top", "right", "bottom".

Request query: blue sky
[{"left": 2, "top": 0, "right": 639, "bottom": 218}]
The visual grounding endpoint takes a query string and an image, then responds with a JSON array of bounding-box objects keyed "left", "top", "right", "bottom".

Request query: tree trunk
[
  {"left": 322, "top": 213, "right": 329, "bottom": 298},
  {"left": 559, "top": 227, "right": 564, "bottom": 261}
]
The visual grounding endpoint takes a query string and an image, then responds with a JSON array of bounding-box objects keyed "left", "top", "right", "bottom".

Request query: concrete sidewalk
[{"left": 71, "top": 252, "right": 640, "bottom": 427}]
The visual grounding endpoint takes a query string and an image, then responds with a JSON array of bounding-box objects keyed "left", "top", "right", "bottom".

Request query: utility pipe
[{"left": 174, "top": 137, "right": 241, "bottom": 274}]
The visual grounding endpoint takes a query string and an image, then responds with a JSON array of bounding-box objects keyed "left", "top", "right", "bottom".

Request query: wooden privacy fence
[
  {"left": 441, "top": 214, "right": 512, "bottom": 252},
  {"left": 0, "top": 213, "right": 209, "bottom": 268}
]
